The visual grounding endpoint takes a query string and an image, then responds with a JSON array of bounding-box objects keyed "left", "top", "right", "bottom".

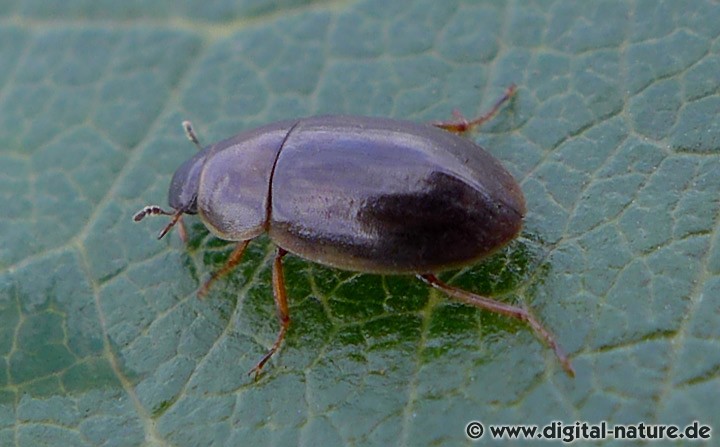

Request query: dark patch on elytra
[{"left": 356, "top": 171, "right": 522, "bottom": 271}]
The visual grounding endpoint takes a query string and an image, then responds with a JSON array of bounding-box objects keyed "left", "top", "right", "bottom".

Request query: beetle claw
[{"left": 247, "top": 357, "right": 270, "bottom": 380}]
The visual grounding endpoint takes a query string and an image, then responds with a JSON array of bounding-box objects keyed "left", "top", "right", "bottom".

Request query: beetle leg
[
  {"left": 249, "top": 247, "right": 290, "bottom": 379},
  {"left": 418, "top": 273, "right": 575, "bottom": 377},
  {"left": 197, "top": 240, "right": 250, "bottom": 298},
  {"left": 157, "top": 211, "right": 185, "bottom": 240},
  {"left": 176, "top": 217, "right": 188, "bottom": 244},
  {"left": 431, "top": 84, "right": 517, "bottom": 133},
  {"left": 182, "top": 120, "right": 204, "bottom": 151}
]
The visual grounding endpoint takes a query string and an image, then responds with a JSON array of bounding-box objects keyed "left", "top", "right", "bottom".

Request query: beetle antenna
[
  {"left": 182, "top": 120, "right": 203, "bottom": 151},
  {"left": 133, "top": 205, "right": 185, "bottom": 240},
  {"left": 133, "top": 205, "right": 174, "bottom": 222}
]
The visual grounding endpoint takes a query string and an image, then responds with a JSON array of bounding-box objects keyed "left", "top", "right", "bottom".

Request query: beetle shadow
[
  {"left": 306, "top": 231, "right": 552, "bottom": 377},
  {"left": 178, "top": 216, "right": 551, "bottom": 378}
]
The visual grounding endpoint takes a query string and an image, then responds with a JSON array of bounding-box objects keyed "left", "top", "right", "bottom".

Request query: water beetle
[{"left": 135, "top": 85, "right": 574, "bottom": 378}]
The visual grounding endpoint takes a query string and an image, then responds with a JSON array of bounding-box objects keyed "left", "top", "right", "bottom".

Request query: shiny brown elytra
[{"left": 134, "top": 85, "right": 575, "bottom": 378}]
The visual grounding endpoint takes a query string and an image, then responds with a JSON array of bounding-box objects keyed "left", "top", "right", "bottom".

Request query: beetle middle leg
[
  {"left": 431, "top": 84, "right": 517, "bottom": 133},
  {"left": 248, "top": 247, "right": 290, "bottom": 379},
  {"left": 418, "top": 273, "right": 575, "bottom": 377},
  {"left": 197, "top": 240, "right": 250, "bottom": 298}
]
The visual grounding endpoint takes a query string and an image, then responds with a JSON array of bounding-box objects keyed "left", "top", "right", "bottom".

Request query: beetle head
[{"left": 133, "top": 148, "right": 209, "bottom": 240}]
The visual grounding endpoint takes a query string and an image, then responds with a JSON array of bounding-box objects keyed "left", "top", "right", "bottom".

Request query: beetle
[{"left": 134, "top": 85, "right": 574, "bottom": 378}]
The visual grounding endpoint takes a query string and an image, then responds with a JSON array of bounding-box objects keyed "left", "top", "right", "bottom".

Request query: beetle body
[
  {"left": 135, "top": 87, "right": 574, "bottom": 378},
  {"left": 178, "top": 115, "right": 525, "bottom": 274}
]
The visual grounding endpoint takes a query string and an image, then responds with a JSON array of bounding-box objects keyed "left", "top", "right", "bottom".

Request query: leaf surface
[{"left": 1, "top": 1, "right": 719, "bottom": 445}]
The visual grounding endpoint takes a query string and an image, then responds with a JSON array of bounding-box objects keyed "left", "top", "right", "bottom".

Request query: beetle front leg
[
  {"left": 431, "top": 84, "right": 517, "bottom": 133},
  {"left": 197, "top": 240, "right": 250, "bottom": 298},
  {"left": 176, "top": 218, "right": 188, "bottom": 243},
  {"left": 418, "top": 273, "right": 575, "bottom": 377},
  {"left": 249, "top": 247, "right": 290, "bottom": 379}
]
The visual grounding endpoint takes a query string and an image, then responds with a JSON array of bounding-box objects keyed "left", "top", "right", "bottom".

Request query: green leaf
[{"left": 1, "top": 0, "right": 719, "bottom": 445}]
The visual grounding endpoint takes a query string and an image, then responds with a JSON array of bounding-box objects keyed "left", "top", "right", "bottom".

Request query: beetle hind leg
[
  {"left": 431, "top": 84, "right": 517, "bottom": 133},
  {"left": 418, "top": 273, "right": 575, "bottom": 377},
  {"left": 249, "top": 247, "right": 290, "bottom": 379}
]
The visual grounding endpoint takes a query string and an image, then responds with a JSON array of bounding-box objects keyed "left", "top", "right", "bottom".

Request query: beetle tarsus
[
  {"left": 183, "top": 120, "right": 204, "bottom": 151},
  {"left": 248, "top": 247, "right": 290, "bottom": 380},
  {"left": 198, "top": 240, "right": 250, "bottom": 298},
  {"left": 418, "top": 273, "right": 575, "bottom": 378},
  {"left": 432, "top": 83, "right": 517, "bottom": 133}
]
